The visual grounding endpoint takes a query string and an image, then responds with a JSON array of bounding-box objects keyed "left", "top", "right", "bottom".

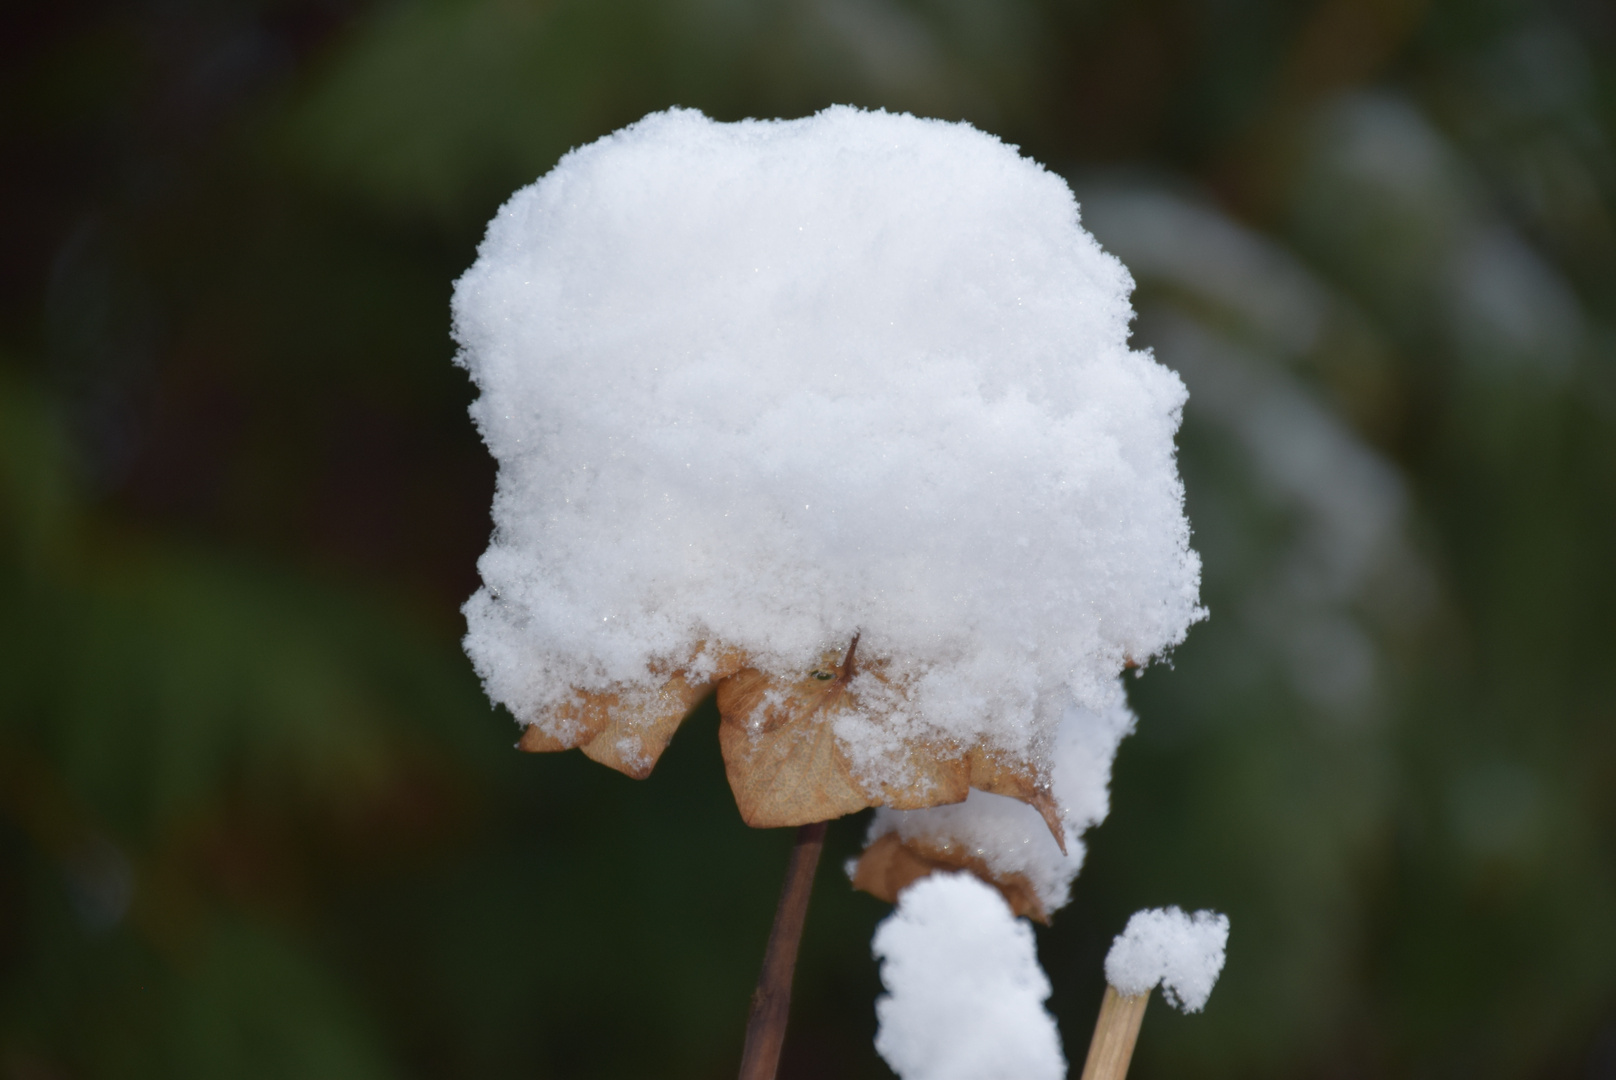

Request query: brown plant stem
[
  {"left": 1078, "top": 985, "right": 1151, "bottom": 1080},
  {"left": 737, "top": 820, "right": 828, "bottom": 1080}
]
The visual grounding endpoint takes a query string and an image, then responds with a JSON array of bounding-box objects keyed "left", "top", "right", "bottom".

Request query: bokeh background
[{"left": 3, "top": 0, "right": 1615, "bottom": 1077}]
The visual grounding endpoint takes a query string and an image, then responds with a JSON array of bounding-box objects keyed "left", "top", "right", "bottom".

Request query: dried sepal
[
  {"left": 966, "top": 746, "right": 1065, "bottom": 853},
  {"left": 715, "top": 634, "right": 1068, "bottom": 838},
  {"left": 716, "top": 637, "right": 884, "bottom": 827},
  {"left": 715, "top": 635, "right": 975, "bottom": 826},
  {"left": 852, "top": 830, "right": 1049, "bottom": 923},
  {"left": 516, "top": 645, "right": 747, "bottom": 779},
  {"left": 521, "top": 633, "right": 1072, "bottom": 839}
]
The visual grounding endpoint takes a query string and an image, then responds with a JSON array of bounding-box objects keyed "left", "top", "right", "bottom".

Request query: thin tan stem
[
  {"left": 737, "top": 821, "right": 827, "bottom": 1080},
  {"left": 1078, "top": 985, "right": 1151, "bottom": 1080}
]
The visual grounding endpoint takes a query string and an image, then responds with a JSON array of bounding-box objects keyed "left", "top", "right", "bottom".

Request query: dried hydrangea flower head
[{"left": 453, "top": 106, "right": 1202, "bottom": 836}]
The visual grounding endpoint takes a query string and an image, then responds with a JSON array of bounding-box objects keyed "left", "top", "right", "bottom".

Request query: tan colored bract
[{"left": 517, "top": 634, "right": 1067, "bottom": 867}]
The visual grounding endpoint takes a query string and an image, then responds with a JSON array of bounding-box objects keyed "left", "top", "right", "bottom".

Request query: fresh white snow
[
  {"left": 453, "top": 105, "right": 1201, "bottom": 795},
  {"left": 873, "top": 872, "right": 1066, "bottom": 1080},
  {"left": 1104, "top": 906, "right": 1230, "bottom": 1013},
  {"left": 864, "top": 677, "right": 1137, "bottom": 914}
]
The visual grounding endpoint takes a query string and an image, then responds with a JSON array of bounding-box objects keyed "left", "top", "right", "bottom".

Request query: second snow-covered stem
[
  {"left": 1079, "top": 985, "right": 1150, "bottom": 1080},
  {"left": 738, "top": 821, "right": 827, "bottom": 1080}
]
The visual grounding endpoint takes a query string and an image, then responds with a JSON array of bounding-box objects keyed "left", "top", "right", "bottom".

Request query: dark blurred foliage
[{"left": 2, "top": 0, "right": 1614, "bottom": 1077}]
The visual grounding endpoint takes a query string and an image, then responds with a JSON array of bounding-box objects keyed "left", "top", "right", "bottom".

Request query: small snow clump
[
  {"left": 1104, "top": 906, "right": 1230, "bottom": 1013},
  {"left": 454, "top": 105, "right": 1201, "bottom": 789},
  {"left": 873, "top": 872, "right": 1065, "bottom": 1080}
]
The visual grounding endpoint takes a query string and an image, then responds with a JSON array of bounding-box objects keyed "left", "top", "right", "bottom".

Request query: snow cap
[
  {"left": 873, "top": 872, "right": 1065, "bottom": 1080},
  {"left": 1104, "top": 906, "right": 1230, "bottom": 1013},
  {"left": 454, "top": 105, "right": 1201, "bottom": 789}
]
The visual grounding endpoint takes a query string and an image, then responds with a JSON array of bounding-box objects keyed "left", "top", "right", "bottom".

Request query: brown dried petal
[
  {"left": 522, "top": 636, "right": 1071, "bottom": 846},
  {"left": 715, "top": 643, "right": 877, "bottom": 828},
  {"left": 716, "top": 635, "right": 1066, "bottom": 838},
  {"left": 966, "top": 744, "right": 1066, "bottom": 852},
  {"left": 516, "top": 645, "right": 747, "bottom": 779},
  {"left": 576, "top": 673, "right": 710, "bottom": 778},
  {"left": 517, "top": 690, "right": 613, "bottom": 752},
  {"left": 863, "top": 747, "right": 971, "bottom": 811},
  {"left": 852, "top": 830, "right": 1049, "bottom": 923}
]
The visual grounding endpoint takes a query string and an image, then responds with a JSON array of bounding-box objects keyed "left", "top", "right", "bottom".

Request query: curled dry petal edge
[{"left": 516, "top": 635, "right": 1066, "bottom": 844}]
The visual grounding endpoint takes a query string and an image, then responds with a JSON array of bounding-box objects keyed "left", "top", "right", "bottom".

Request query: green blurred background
[{"left": 3, "top": 0, "right": 1614, "bottom": 1077}]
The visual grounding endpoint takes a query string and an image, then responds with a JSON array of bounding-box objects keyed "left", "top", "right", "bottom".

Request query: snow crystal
[
  {"left": 454, "top": 104, "right": 1201, "bottom": 782},
  {"left": 873, "top": 872, "right": 1065, "bottom": 1080},
  {"left": 865, "top": 678, "right": 1137, "bottom": 914},
  {"left": 1104, "top": 907, "right": 1229, "bottom": 1013}
]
